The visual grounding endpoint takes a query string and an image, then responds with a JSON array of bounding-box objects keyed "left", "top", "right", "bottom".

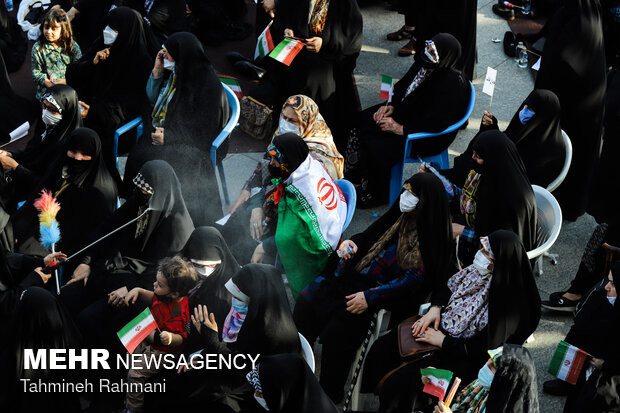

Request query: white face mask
[
  {"left": 194, "top": 265, "right": 216, "bottom": 277},
  {"left": 102, "top": 26, "right": 118, "bottom": 45},
  {"left": 42, "top": 109, "right": 62, "bottom": 126},
  {"left": 399, "top": 191, "right": 419, "bottom": 212},
  {"left": 254, "top": 393, "right": 270, "bottom": 410},
  {"left": 279, "top": 117, "right": 300, "bottom": 135},
  {"left": 163, "top": 58, "right": 175, "bottom": 71},
  {"left": 473, "top": 250, "right": 493, "bottom": 275},
  {"left": 608, "top": 296, "right": 617, "bottom": 306}
]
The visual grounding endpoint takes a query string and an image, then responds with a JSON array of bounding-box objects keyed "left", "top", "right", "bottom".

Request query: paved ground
[{"left": 220, "top": 1, "right": 597, "bottom": 411}]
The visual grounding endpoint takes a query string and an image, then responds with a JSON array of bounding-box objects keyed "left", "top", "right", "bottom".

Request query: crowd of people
[{"left": 1, "top": 0, "right": 620, "bottom": 411}]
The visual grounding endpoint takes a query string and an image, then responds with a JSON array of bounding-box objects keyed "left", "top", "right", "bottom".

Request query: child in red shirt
[{"left": 123, "top": 256, "right": 198, "bottom": 412}]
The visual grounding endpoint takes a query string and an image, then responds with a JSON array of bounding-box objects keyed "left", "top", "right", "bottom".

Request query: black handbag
[{"left": 24, "top": 1, "right": 50, "bottom": 25}]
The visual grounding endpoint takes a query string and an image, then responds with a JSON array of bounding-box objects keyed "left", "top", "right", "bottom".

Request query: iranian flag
[
  {"left": 220, "top": 77, "right": 243, "bottom": 99},
  {"left": 379, "top": 74, "right": 394, "bottom": 102},
  {"left": 117, "top": 308, "right": 158, "bottom": 354},
  {"left": 548, "top": 341, "right": 590, "bottom": 384},
  {"left": 421, "top": 368, "right": 454, "bottom": 401},
  {"left": 255, "top": 21, "right": 275, "bottom": 60},
  {"left": 275, "top": 156, "right": 347, "bottom": 297},
  {"left": 269, "top": 38, "right": 304, "bottom": 66}
]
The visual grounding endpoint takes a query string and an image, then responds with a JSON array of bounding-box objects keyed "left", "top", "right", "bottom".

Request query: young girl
[{"left": 31, "top": 7, "right": 81, "bottom": 100}]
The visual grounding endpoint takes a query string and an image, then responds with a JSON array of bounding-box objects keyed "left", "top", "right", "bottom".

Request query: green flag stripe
[
  {"left": 117, "top": 308, "right": 151, "bottom": 338},
  {"left": 548, "top": 341, "right": 570, "bottom": 376},
  {"left": 270, "top": 38, "right": 293, "bottom": 59},
  {"left": 420, "top": 368, "right": 453, "bottom": 380}
]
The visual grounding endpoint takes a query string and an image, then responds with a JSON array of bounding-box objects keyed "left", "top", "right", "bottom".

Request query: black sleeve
[
  {"left": 199, "top": 328, "right": 231, "bottom": 355},
  {"left": 318, "top": 0, "right": 363, "bottom": 61},
  {"left": 441, "top": 327, "right": 488, "bottom": 360}
]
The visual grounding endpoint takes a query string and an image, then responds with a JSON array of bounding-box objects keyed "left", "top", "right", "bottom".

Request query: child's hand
[
  {"left": 159, "top": 331, "right": 173, "bottom": 346},
  {"left": 124, "top": 288, "right": 141, "bottom": 306}
]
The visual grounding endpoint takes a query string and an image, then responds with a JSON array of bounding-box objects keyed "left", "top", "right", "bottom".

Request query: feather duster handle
[{"left": 34, "top": 190, "right": 61, "bottom": 249}]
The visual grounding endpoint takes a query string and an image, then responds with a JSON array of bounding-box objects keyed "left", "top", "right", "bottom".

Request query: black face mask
[
  {"left": 472, "top": 158, "right": 484, "bottom": 174},
  {"left": 65, "top": 157, "right": 91, "bottom": 178},
  {"left": 268, "top": 164, "right": 282, "bottom": 178},
  {"left": 134, "top": 188, "right": 152, "bottom": 206}
]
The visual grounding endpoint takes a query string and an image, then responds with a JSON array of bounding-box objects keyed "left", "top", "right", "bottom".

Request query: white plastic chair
[
  {"left": 527, "top": 185, "right": 563, "bottom": 276},
  {"left": 298, "top": 333, "right": 315, "bottom": 373}
]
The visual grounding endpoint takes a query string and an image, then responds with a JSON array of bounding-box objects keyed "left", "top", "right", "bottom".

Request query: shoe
[
  {"left": 387, "top": 25, "right": 415, "bottom": 41},
  {"left": 226, "top": 51, "right": 253, "bottom": 65},
  {"left": 398, "top": 38, "right": 416, "bottom": 57},
  {"left": 492, "top": 4, "right": 516, "bottom": 21},
  {"left": 233, "top": 60, "right": 267, "bottom": 81},
  {"left": 541, "top": 291, "right": 578, "bottom": 312},
  {"left": 543, "top": 379, "right": 572, "bottom": 396}
]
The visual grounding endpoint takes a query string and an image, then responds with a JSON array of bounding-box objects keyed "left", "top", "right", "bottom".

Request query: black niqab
[
  {"left": 504, "top": 89, "right": 565, "bottom": 188},
  {"left": 487, "top": 230, "right": 541, "bottom": 348},
  {"left": 230, "top": 263, "right": 301, "bottom": 355},
  {"left": 258, "top": 354, "right": 339, "bottom": 413},
  {"left": 272, "top": 133, "right": 310, "bottom": 173},
  {"left": 472, "top": 131, "right": 537, "bottom": 252},
  {"left": 486, "top": 344, "right": 539, "bottom": 413},
  {"left": 183, "top": 226, "right": 239, "bottom": 327}
]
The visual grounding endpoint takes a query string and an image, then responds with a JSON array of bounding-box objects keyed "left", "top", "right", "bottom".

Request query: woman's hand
[
  {"left": 591, "top": 357, "right": 605, "bottom": 370},
  {"left": 373, "top": 105, "right": 395, "bottom": 122},
  {"left": 0, "top": 153, "right": 19, "bottom": 170},
  {"left": 34, "top": 267, "right": 51, "bottom": 284},
  {"left": 250, "top": 208, "right": 265, "bottom": 240},
  {"left": 67, "top": 263, "right": 91, "bottom": 286},
  {"left": 153, "top": 49, "right": 165, "bottom": 78},
  {"left": 284, "top": 28, "right": 294, "bottom": 38},
  {"left": 412, "top": 305, "right": 441, "bottom": 336},
  {"left": 251, "top": 243, "right": 265, "bottom": 263},
  {"left": 338, "top": 240, "right": 358, "bottom": 259},
  {"left": 78, "top": 101, "right": 90, "bottom": 119},
  {"left": 345, "top": 292, "right": 368, "bottom": 314},
  {"left": 481, "top": 110, "right": 494, "bottom": 126},
  {"left": 191, "top": 304, "right": 218, "bottom": 333},
  {"left": 93, "top": 48, "right": 110, "bottom": 65},
  {"left": 452, "top": 223, "right": 465, "bottom": 241},
  {"left": 415, "top": 327, "right": 445, "bottom": 347},
  {"left": 43, "top": 252, "right": 66, "bottom": 266},
  {"left": 434, "top": 401, "right": 453, "bottom": 413},
  {"left": 262, "top": 0, "right": 275, "bottom": 18},
  {"left": 229, "top": 189, "right": 251, "bottom": 214},
  {"left": 107, "top": 286, "right": 129, "bottom": 307},
  {"left": 305, "top": 37, "right": 323, "bottom": 53},
  {"left": 378, "top": 117, "right": 404, "bottom": 135},
  {"left": 151, "top": 127, "right": 164, "bottom": 145}
]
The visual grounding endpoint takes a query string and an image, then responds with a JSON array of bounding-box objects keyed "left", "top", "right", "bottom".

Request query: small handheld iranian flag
[
  {"left": 220, "top": 77, "right": 243, "bottom": 99},
  {"left": 117, "top": 308, "right": 158, "bottom": 354},
  {"left": 255, "top": 21, "right": 275, "bottom": 60},
  {"left": 379, "top": 74, "right": 394, "bottom": 102},
  {"left": 548, "top": 341, "right": 590, "bottom": 384},
  {"left": 269, "top": 38, "right": 304, "bottom": 66},
  {"left": 421, "top": 368, "right": 454, "bottom": 401}
]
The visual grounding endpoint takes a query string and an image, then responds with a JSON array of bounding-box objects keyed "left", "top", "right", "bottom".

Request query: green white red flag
[
  {"left": 379, "top": 74, "right": 394, "bottom": 102},
  {"left": 548, "top": 341, "right": 590, "bottom": 384},
  {"left": 220, "top": 77, "right": 243, "bottom": 99},
  {"left": 117, "top": 308, "right": 158, "bottom": 354},
  {"left": 255, "top": 21, "right": 275, "bottom": 60},
  {"left": 269, "top": 38, "right": 304, "bottom": 66},
  {"left": 421, "top": 368, "right": 454, "bottom": 401}
]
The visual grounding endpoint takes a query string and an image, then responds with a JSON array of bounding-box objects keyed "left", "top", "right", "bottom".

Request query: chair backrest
[
  {"left": 210, "top": 83, "right": 240, "bottom": 169},
  {"left": 336, "top": 179, "right": 356, "bottom": 232},
  {"left": 527, "top": 185, "right": 562, "bottom": 260},
  {"left": 298, "top": 332, "right": 315, "bottom": 373},
  {"left": 403, "top": 81, "right": 476, "bottom": 158},
  {"left": 546, "top": 130, "right": 573, "bottom": 193}
]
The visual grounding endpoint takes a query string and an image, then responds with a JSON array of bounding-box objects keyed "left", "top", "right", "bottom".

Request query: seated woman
[
  {"left": 246, "top": 354, "right": 339, "bottom": 413},
  {"left": 293, "top": 172, "right": 453, "bottom": 403},
  {"left": 10, "top": 128, "right": 118, "bottom": 276},
  {"left": 228, "top": 94, "right": 344, "bottom": 216},
  {"left": 124, "top": 32, "right": 229, "bottom": 224},
  {"left": 428, "top": 130, "right": 537, "bottom": 263},
  {"left": 222, "top": 133, "right": 347, "bottom": 297},
  {"left": 345, "top": 33, "right": 471, "bottom": 207},
  {"left": 0, "top": 85, "right": 82, "bottom": 208},
  {"left": 433, "top": 344, "right": 539, "bottom": 413},
  {"left": 144, "top": 263, "right": 301, "bottom": 412},
  {"left": 261, "top": 0, "right": 363, "bottom": 149},
  {"left": 360, "top": 230, "right": 541, "bottom": 412},
  {"left": 470, "top": 89, "right": 565, "bottom": 188},
  {"left": 66, "top": 6, "right": 153, "bottom": 179}
]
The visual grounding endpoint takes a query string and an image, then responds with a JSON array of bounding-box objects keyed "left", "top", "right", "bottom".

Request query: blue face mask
[
  {"left": 519, "top": 106, "right": 535, "bottom": 124},
  {"left": 477, "top": 363, "right": 495, "bottom": 390}
]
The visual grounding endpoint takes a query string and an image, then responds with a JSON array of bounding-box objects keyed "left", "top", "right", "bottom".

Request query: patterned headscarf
[
  {"left": 276, "top": 95, "right": 343, "bottom": 179},
  {"left": 440, "top": 237, "right": 494, "bottom": 338},
  {"left": 309, "top": 0, "right": 330, "bottom": 35}
]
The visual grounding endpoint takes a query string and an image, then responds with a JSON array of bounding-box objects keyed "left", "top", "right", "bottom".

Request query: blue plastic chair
[
  {"left": 336, "top": 179, "right": 356, "bottom": 232},
  {"left": 211, "top": 83, "right": 240, "bottom": 205},
  {"left": 389, "top": 81, "right": 476, "bottom": 205},
  {"left": 113, "top": 116, "right": 143, "bottom": 172}
]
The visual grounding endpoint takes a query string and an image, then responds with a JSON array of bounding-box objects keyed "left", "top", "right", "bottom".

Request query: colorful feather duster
[{"left": 33, "top": 190, "right": 61, "bottom": 249}]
